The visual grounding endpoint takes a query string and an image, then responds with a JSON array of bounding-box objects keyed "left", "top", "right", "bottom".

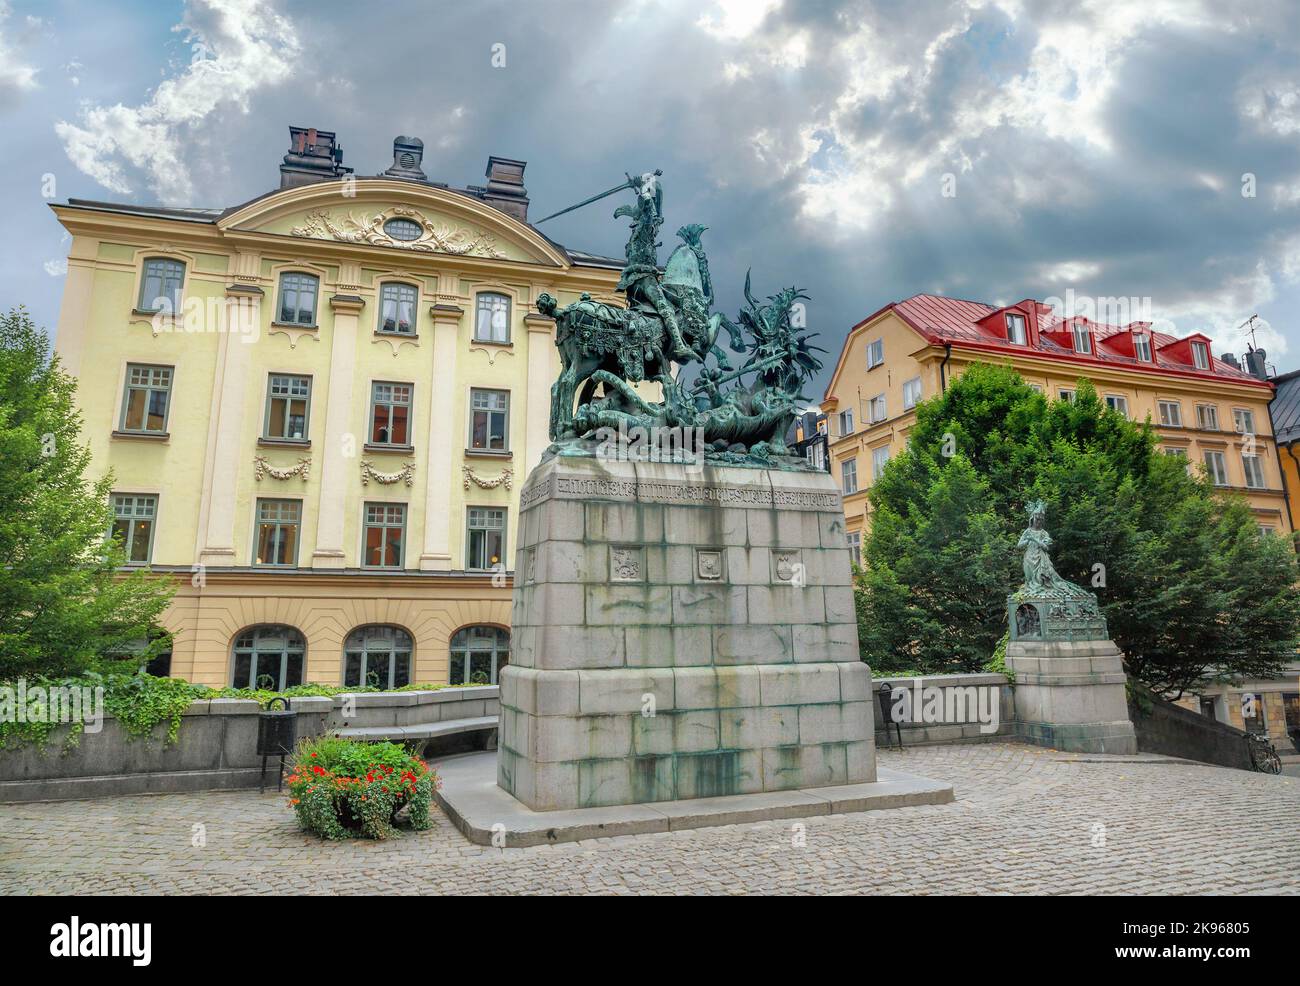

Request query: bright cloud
[{"left": 0, "top": 1, "right": 39, "bottom": 102}]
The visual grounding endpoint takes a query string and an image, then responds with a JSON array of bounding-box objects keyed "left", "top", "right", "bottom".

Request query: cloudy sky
[{"left": 3, "top": 0, "right": 1299, "bottom": 395}]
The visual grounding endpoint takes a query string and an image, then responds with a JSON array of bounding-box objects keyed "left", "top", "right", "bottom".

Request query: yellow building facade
[
  {"left": 51, "top": 129, "right": 622, "bottom": 689},
  {"left": 821, "top": 294, "right": 1291, "bottom": 561}
]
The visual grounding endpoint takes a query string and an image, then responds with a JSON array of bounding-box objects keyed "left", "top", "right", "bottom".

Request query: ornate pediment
[{"left": 288, "top": 206, "right": 508, "bottom": 259}]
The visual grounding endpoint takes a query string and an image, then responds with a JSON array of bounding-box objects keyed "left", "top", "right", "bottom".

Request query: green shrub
[{"left": 286, "top": 737, "right": 438, "bottom": 840}]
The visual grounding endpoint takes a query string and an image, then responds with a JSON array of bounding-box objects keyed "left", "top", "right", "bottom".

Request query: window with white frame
[
  {"left": 475, "top": 292, "right": 511, "bottom": 344},
  {"left": 837, "top": 408, "right": 854, "bottom": 436},
  {"left": 872, "top": 445, "right": 890, "bottom": 480},
  {"left": 1134, "top": 333, "right": 1153, "bottom": 361},
  {"left": 264, "top": 374, "right": 310, "bottom": 441},
  {"left": 1104, "top": 394, "right": 1129, "bottom": 417},
  {"left": 1072, "top": 322, "right": 1092, "bottom": 354},
  {"left": 370, "top": 382, "right": 412, "bottom": 446},
  {"left": 1005, "top": 313, "right": 1027, "bottom": 344},
  {"left": 137, "top": 257, "right": 185, "bottom": 313},
  {"left": 866, "top": 338, "right": 884, "bottom": 369},
  {"left": 846, "top": 531, "right": 861, "bottom": 568},
  {"left": 470, "top": 388, "right": 510, "bottom": 451},
  {"left": 1191, "top": 341, "right": 1210, "bottom": 370},
  {"left": 1158, "top": 400, "right": 1182, "bottom": 427},
  {"left": 902, "top": 376, "right": 922, "bottom": 409},
  {"left": 378, "top": 282, "right": 417, "bottom": 334},
  {"left": 449, "top": 626, "right": 510, "bottom": 685},
  {"left": 1196, "top": 403, "right": 1219, "bottom": 431},
  {"left": 111, "top": 494, "right": 157, "bottom": 564},
  {"left": 1203, "top": 450, "right": 1228, "bottom": 486},
  {"left": 1058, "top": 388, "right": 1076, "bottom": 403},
  {"left": 277, "top": 272, "right": 319, "bottom": 326},
  {"left": 343, "top": 625, "right": 412, "bottom": 689},
  {"left": 119, "top": 364, "right": 173, "bottom": 434},
  {"left": 1233, "top": 408, "right": 1256, "bottom": 435},
  {"left": 869, "top": 394, "right": 887, "bottom": 424},
  {"left": 363, "top": 502, "right": 406, "bottom": 568},
  {"left": 466, "top": 507, "right": 506, "bottom": 570},
  {"left": 253, "top": 498, "right": 300, "bottom": 567},
  {"left": 1162, "top": 447, "right": 1188, "bottom": 458},
  {"left": 842, "top": 457, "right": 858, "bottom": 494},
  {"left": 1242, "top": 454, "right": 1265, "bottom": 489}
]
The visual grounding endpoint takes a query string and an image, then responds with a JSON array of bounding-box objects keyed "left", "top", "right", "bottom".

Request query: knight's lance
[
  {"left": 688, "top": 353, "right": 786, "bottom": 394},
  {"left": 534, "top": 179, "right": 636, "bottom": 224}
]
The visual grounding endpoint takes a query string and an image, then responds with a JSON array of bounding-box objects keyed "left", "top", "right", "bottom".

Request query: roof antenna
[{"left": 1239, "top": 314, "right": 1260, "bottom": 352}]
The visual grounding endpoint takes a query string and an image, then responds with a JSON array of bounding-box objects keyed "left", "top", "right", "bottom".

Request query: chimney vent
[
  {"left": 482, "top": 156, "right": 529, "bottom": 221},
  {"left": 383, "top": 136, "right": 427, "bottom": 181},
  {"left": 1244, "top": 348, "right": 1269, "bottom": 381},
  {"left": 280, "top": 126, "right": 352, "bottom": 189},
  {"left": 1221, "top": 352, "right": 1241, "bottom": 370}
]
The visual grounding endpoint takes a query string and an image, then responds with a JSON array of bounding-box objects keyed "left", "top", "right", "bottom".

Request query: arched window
[
  {"left": 474, "top": 292, "right": 511, "bottom": 343},
  {"left": 449, "top": 626, "right": 509, "bottom": 685},
  {"left": 378, "top": 282, "right": 417, "bottom": 334},
  {"left": 231, "top": 625, "right": 305, "bottom": 691},
  {"left": 138, "top": 257, "right": 185, "bottom": 313},
  {"left": 343, "top": 625, "right": 413, "bottom": 689}
]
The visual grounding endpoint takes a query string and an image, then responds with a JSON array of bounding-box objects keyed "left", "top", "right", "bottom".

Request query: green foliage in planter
[{"left": 286, "top": 737, "right": 438, "bottom": 840}]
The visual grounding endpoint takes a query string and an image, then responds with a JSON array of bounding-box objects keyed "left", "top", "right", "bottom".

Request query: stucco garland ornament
[
  {"left": 290, "top": 208, "right": 507, "bottom": 259},
  {"left": 361, "top": 459, "right": 416, "bottom": 487},
  {"left": 253, "top": 455, "right": 311, "bottom": 482},
  {"left": 462, "top": 465, "right": 513, "bottom": 490}
]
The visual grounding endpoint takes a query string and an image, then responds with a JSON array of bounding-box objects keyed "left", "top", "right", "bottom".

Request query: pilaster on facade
[
  {"left": 523, "top": 311, "right": 556, "bottom": 475},
  {"left": 419, "top": 303, "right": 464, "bottom": 571},
  {"left": 310, "top": 293, "right": 365, "bottom": 569}
]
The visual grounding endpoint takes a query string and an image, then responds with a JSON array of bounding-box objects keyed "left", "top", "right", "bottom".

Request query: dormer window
[
  {"left": 1191, "top": 341, "right": 1210, "bottom": 370},
  {"left": 1005, "top": 313, "right": 1027, "bottom": 345},
  {"left": 1072, "top": 322, "right": 1092, "bottom": 354},
  {"left": 1133, "top": 333, "right": 1152, "bottom": 362}
]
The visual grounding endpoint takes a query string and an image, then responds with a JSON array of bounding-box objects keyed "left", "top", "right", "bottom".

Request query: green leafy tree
[
  {"left": 0, "top": 308, "right": 173, "bottom": 680},
  {"left": 858, "top": 362, "right": 1300, "bottom": 693}
]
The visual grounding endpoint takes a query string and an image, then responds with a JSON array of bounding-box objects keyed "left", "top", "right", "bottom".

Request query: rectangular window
[
  {"left": 837, "top": 408, "right": 854, "bottom": 436},
  {"left": 1005, "top": 313, "right": 1027, "bottom": 344},
  {"left": 264, "top": 374, "right": 311, "bottom": 440},
  {"left": 119, "top": 364, "right": 172, "bottom": 434},
  {"left": 253, "top": 498, "right": 300, "bottom": 567},
  {"left": 1158, "top": 400, "right": 1182, "bottom": 427},
  {"left": 363, "top": 502, "right": 406, "bottom": 568},
  {"left": 1203, "top": 450, "right": 1228, "bottom": 486},
  {"left": 1028, "top": 383, "right": 1044, "bottom": 394},
  {"left": 466, "top": 507, "right": 506, "bottom": 570},
  {"left": 277, "top": 272, "right": 319, "bottom": 326},
  {"left": 470, "top": 388, "right": 510, "bottom": 451},
  {"left": 1105, "top": 394, "right": 1129, "bottom": 417},
  {"left": 1134, "top": 333, "right": 1153, "bottom": 361},
  {"left": 111, "top": 494, "right": 157, "bottom": 564},
  {"left": 1072, "top": 323, "right": 1092, "bottom": 354},
  {"left": 1058, "top": 388, "right": 1076, "bottom": 403},
  {"left": 370, "top": 382, "right": 412, "bottom": 446},
  {"left": 872, "top": 445, "right": 890, "bottom": 480},
  {"left": 137, "top": 258, "right": 185, "bottom": 313},
  {"left": 869, "top": 394, "right": 887, "bottom": 424},
  {"left": 475, "top": 293, "right": 511, "bottom": 343},
  {"left": 1191, "top": 341, "right": 1210, "bottom": 370},
  {"left": 378, "top": 282, "right": 417, "bottom": 334},
  {"left": 846, "top": 531, "right": 861, "bottom": 567},
  {"left": 1163, "top": 447, "right": 1188, "bottom": 458},
  {"left": 1196, "top": 403, "right": 1219, "bottom": 431},
  {"left": 866, "top": 338, "right": 884, "bottom": 369},
  {"left": 1233, "top": 408, "right": 1256, "bottom": 435},
  {"left": 842, "top": 458, "right": 858, "bottom": 495},
  {"left": 1242, "top": 454, "right": 1265, "bottom": 489},
  {"left": 902, "top": 376, "right": 922, "bottom": 409}
]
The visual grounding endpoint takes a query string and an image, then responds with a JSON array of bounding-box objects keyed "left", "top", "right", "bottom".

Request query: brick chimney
[
  {"left": 383, "top": 135, "right": 427, "bottom": 181},
  {"left": 481, "top": 156, "right": 529, "bottom": 221},
  {"left": 279, "top": 126, "right": 352, "bottom": 189}
]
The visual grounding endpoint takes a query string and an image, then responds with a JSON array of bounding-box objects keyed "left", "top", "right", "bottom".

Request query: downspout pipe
[{"left": 939, "top": 343, "right": 952, "bottom": 392}]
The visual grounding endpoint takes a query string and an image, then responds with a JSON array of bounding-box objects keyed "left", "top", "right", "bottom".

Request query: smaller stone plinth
[{"left": 1006, "top": 637, "right": 1137, "bottom": 755}]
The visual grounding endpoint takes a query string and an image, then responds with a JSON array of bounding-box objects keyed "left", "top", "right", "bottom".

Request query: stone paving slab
[
  {"left": 1, "top": 742, "right": 1297, "bottom": 895},
  {"left": 434, "top": 751, "right": 954, "bottom": 846}
]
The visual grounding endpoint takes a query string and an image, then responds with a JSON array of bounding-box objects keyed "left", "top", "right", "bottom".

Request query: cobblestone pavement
[{"left": 2, "top": 742, "right": 1297, "bottom": 895}]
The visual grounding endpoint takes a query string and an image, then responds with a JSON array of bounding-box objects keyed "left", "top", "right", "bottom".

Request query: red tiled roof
[{"left": 884, "top": 293, "right": 1267, "bottom": 388}]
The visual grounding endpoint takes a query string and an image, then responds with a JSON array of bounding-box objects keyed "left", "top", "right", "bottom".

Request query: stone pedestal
[
  {"left": 497, "top": 455, "right": 876, "bottom": 811},
  {"left": 1006, "top": 639, "right": 1138, "bottom": 755}
]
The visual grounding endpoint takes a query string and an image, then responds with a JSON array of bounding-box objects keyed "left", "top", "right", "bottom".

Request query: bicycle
[{"left": 1246, "top": 731, "right": 1282, "bottom": 775}]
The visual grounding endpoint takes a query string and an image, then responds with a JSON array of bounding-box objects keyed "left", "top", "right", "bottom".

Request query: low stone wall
[
  {"left": 0, "top": 686, "right": 499, "bottom": 803},
  {"left": 1128, "top": 686, "right": 1253, "bottom": 770},
  {"left": 872, "top": 673, "right": 1015, "bottom": 746}
]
